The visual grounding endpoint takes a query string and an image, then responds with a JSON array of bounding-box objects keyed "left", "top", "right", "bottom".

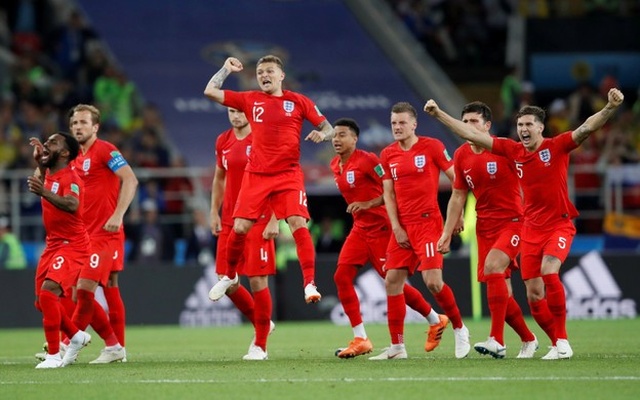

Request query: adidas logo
[
  {"left": 179, "top": 265, "right": 244, "bottom": 327},
  {"left": 563, "top": 251, "right": 637, "bottom": 319},
  {"left": 329, "top": 269, "right": 426, "bottom": 324}
]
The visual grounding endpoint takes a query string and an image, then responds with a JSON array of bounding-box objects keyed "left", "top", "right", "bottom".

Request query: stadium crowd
[{"left": 2, "top": 0, "right": 640, "bottom": 271}]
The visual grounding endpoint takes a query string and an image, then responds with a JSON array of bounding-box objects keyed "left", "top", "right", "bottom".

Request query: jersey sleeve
[
  {"left": 363, "top": 152, "right": 385, "bottom": 183},
  {"left": 379, "top": 148, "right": 391, "bottom": 180},
  {"left": 556, "top": 131, "right": 579, "bottom": 153},
  {"left": 222, "top": 90, "right": 248, "bottom": 112},
  {"left": 63, "top": 173, "right": 82, "bottom": 200},
  {"left": 215, "top": 135, "right": 224, "bottom": 169},
  {"left": 102, "top": 143, "right": 129, "bottom": 173},
  {"left": 431, "top": 139, "right": 453, "bottom": 172},
  {"left": 452, "top": 149, "right": 467, "bottom": 191},
  {"left": 299, "top": 94, "right": 326, "bottom": 127},
  {"left": 491, "top": 137, "right": 515, "bottom": 158}
]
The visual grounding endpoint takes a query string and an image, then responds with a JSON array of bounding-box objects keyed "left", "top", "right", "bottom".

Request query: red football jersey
[
  {"left": 453, "top": 143, "right": 522, "bottom": 221},
  {"left": 380, "top": 136, "right": 452, "bottom": 225},
  {"left": 222, "top": 90, "right": 326, "bottom": 174},
  {"left": 215, "top": 129, "right": 253, "bottom": 227},
  {"left": 491, "top": 131, "right": 579, "bottom": 228},
  {"left": 42, "top": 165, "right": 90, "bottom": 247},
  {"left": 330, "top": 149, "right": 389, "bottom": 231},
  {"left": 72, "top": 139, "right": 129, "bottom": 237}
]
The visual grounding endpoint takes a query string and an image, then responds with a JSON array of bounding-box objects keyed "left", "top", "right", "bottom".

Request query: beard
[{"left": 42, "top": 151, "right": 61, "bottom": 168}]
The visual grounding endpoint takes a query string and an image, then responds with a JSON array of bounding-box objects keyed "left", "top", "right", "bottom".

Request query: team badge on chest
[
  {"left": 246, "top": 145, "right": 252, "bottom": 156},
  {"left": 83, "top": 158, "right": 91, "bottom": 172},
  {"left": 486, "top": 161, "right": 497, "bottom": 175},
  {"left": 414, "top": 155, "right": 426, "bottom": 168},
  {"left": 51, "top": 182, "right": 59, "bottom": 194},
  {"left": 283, "top": 101, "right": 295, "bottom": 113},
  {"left": 346, "top": 171, "right": 355, "bottom": 185},
  {"left": 539, "top": 149, "right": 551, "bottom": 163}
]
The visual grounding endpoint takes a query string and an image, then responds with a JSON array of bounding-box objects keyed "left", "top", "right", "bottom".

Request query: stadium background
[{"left": 0, "top": 0, "right": 639, "bottom": 327}]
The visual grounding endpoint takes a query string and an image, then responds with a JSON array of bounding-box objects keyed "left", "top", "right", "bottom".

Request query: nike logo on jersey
[
  {"left": 390, "top": 163, "right": 399, "bottom": 167},
  {"left": 254, "top": 102, "right": 265, "bottom": 105},
  {"left": 222, "top": 149, "right": 231, "bottom": 154},
  {"left": 464, "top": 169, "right": 472, "bottom": 174}
]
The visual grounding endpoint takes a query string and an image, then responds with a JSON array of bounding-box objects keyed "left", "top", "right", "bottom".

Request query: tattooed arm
[
  {"left": 203, "top": 57, "right": 244, "bottom": 103},
  {"left": 572, "top": 88, "right": 624, "bottom": 145},
  {"left": 305, "top": 120, "right": 335, "bottom": 143}
]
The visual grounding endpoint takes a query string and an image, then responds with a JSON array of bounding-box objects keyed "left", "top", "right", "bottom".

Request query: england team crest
[
  {"left": 539, "top": 149, "right": 551, "bottom": 163},
  {"left": 83, "top": 158, "right": 91, "bottom": 172},
  {"left": 283, "top": 101, "right": 295, "bottom": 113},
  {"left": 51, "top": 182, "right": 59, "bottom": 194},
  {"left": 346, "top": 171, "right": 355, "bottom": 184},
  {"left": 486, "top": 161, "right": 497, "bottom": 175},
  {"left": 246, "top": 145, "right": 252, "bottom": 156},
  {"left": 414, "top": 155, "right": 426, "bottom": 168}
]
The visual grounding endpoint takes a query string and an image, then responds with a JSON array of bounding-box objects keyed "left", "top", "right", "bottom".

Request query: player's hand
[
  {"left": 223, "top": 57, "right": 243, "bottom": 73},
  {"left": 423, "top": 99, "right": 439, "bottom": 116},
  {"left": 453, "top": 216, "right": 464, "bottom": 235},
  {"left": 29, "top": 137, "right": 44, "bottom": 162},
  {"left": 393, "top": 226, "right": 411, "bottom": 249},
  {"left": 27, "top": 175, "right": 44, "bottom": 196},
  {"left": 608, "top": 88, "right": 624, "bottom": 108},
  {"left": 346, "top": 201, "right": 368, "bottom": 214},
  {"left": 437, "top": 233, "right": 451, "bottom": 254},
  {"left": 304, "top": 130, "right": 327, "bottom": 143},
  {"left": 103, "top": 215, "right": 123, "bottom": 232},
  {"left": 210, "top": 214, "right": 222, "bottom": 236}
]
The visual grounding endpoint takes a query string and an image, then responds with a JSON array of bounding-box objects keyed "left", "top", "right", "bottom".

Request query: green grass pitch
[{"left": 2, "top": 318, "right": 639, "bottom": 399}]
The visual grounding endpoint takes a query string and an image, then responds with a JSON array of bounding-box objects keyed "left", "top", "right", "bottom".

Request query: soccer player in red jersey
[
  {"left": 204, "top": 55, "right": 334, "bottom": 304},
  {"left": 27, "top": 132, "right": 92, "bottom": 368},
  {"left": 68, "top": 104, "right": 138, "bottom": 363},
  {"left": 437, "top": 102, "right": 537, "bottom": 359},
  {"left": 209, "top": 107, "right": 278, "bottom": 360},
  {"left": 330, "top": 118, "right": 449, "bottom": 359},
  {"left": 370, "top": 102, "right": 469, "bottom": 360},
  {"left": 425, "top": 88, "right": 625, "bottom": 360}
]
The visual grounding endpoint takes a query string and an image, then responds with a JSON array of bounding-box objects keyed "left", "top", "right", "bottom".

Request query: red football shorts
[
  {"left": 78, "top": 235, "right": 119, "bottom": 286},
  {"left": 337, "top": 226, "right": 391, "bottom": 277},
  {"left": 215, "top": 223, "right": 276, "bottom": 277},
  {"left": 385, "top": 214, "right": 444, "bottom": 274},
  {"left": 520, "top": 220, "right": 576, "bottom": 280},
  {"left": 111, "top": 230, "right": 125, "bottom": 272},
  {"left": 35, "top": 243, "right": 88, "bottom": 296},
  {"left": 476, "top": 218, "right": 522, "bottom": 282},
  {"left": 233, "top": 169, "right": 310, "bottom": 221}
]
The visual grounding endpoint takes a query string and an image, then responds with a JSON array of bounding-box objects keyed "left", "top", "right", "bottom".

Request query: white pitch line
[{"left": 2, "top": 376, "right": 640, "bottom": 385}]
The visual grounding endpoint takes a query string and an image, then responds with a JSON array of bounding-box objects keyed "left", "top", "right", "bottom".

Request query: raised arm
[
  {"left": 572, "top": 88, "right": 624, "bottom": 145},
  {"left": 305, "top": 120, "right": 335, "bottom": 143},
  {"left": 203, "top": 57, "right": 244, "bottom": 103},
  {"left": 424, "top": 100, "right": 494, "bottom": 151}
]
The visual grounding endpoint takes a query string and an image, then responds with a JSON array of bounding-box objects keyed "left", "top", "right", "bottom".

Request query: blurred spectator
[
  {"left": 500, "top": 65, "right": 521, "bottom": 117},
  {"left": 547, "top": 98, "right": 571, "bottom": 136},
  {"left": 312, "top": 216, "right": 344, "bottom": 253},
  {"left": 567, "top": 82, "right": 600, "bottom": 127},
  {"left": 93, "top": 63, "right": 142, "bottom": 132},
  {"left": 0, "top": 214, "right": 26, "bottom": 269},
  {"left": 184, "top": 207, "right": 215, "bottom": 267},
  {"left": 46, "top": 9, "right": 97, "bottom": 85},
  {"left": 163, "top": 155, "right": 194, "bottom": 238},
  {"left": 128, "top": 198, "right": 174, "bottom": 263},
  {"left": 132, "top": 127, "right": 170, "bottom": 168},
  {"left": 0, "top": 98, "right": 23, "bottom": 169}
]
